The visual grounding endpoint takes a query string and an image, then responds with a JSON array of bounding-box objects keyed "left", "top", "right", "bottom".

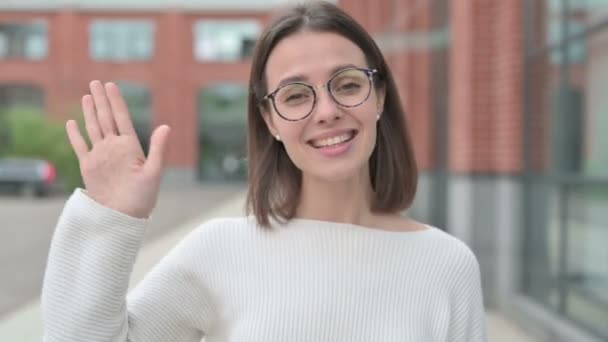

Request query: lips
[{"left": 308, "top": 130, "right": 358, "bottom": 148}]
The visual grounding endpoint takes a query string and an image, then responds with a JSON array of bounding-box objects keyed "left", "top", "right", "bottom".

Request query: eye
[
  {"left": 277, "top": 84, "right": 313, "bottom": 106},
  {"left": 285, "top": 92, "right": 309, "bottom": 102},
  {"left": 332, "top": 79, "right": 364, "bottom": 95},
  {"left": 336, "top": 82, "right": 361, "bottom": 92}
]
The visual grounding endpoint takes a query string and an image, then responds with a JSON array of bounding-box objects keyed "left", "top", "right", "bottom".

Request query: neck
[{"left": 295, "top": 168, "right": 376, "bottom": 226}]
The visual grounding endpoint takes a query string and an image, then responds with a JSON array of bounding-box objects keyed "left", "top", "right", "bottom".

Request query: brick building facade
[{"left": 1, "top": 0, "right": 507, "bottom": 178}]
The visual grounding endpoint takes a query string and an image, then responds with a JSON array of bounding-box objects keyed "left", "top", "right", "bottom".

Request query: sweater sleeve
[
  {"left": 41, "top": 189, "right": 214, "bottom": 342},
  {"left": 447, "top": 247, "right": 488, "bottom": 342}
]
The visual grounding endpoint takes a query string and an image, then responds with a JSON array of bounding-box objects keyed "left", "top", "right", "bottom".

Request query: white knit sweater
[{"left": 42, "top": 189, "right": 487, "bottom": 342}]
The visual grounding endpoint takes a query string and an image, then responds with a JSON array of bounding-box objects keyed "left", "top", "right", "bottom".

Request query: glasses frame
[{"left": 263, "top": 67, "right": 378, "bottom": 122}]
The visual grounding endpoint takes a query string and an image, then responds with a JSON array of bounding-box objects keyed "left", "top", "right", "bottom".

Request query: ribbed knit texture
[{"left": 42, "top": 189, "right": 487, "bottom": 342}]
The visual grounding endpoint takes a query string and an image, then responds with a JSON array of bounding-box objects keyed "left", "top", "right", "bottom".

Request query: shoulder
[
  {"left": 163, "top": 217, "right": 258, "bottom": 265},
  {"left": 423, "top": 226, "right": 482, "bottom": 280},
  {"left": 427, "top": 227, "right": 478, "bottom": 259}
]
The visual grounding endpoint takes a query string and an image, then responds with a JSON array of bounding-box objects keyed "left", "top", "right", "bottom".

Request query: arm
[
  {"left": 41, "top": 189, "right": 213, "bottom": 342},
  {"left": 448, "top": 248, "right": 487, "bottom": 342}
]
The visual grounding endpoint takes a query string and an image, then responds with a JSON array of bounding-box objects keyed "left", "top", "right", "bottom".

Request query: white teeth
[{"left": 311, "top": 132, "right": 353, "bottom": 148}]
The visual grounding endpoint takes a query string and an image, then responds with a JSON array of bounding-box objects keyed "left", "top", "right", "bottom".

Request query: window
[
  {"left": 115, "top": 81, "right": 151, "bottom": 153},
  {"left": 197, "top": 83, "right": 247, "bottom": 181},
  {"left": 0, "top": 84, "right": 44, "bottom": 111},
  {"left": 193, "top": 20, "right": 260, "bottom": 62},
  {"left": 0, "top": 22, "right": 47, "bottom": 60},
  {"left": 89, "top": 20, "right": 154, "bottom": 62},
  {"left": 0, "top": 84, "right": 44, "bottom": 151},
  {"left": 523, "top": 1, "right": 608, "bottom": 339}
]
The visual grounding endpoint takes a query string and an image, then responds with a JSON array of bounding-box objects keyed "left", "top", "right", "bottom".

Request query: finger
[
  {"left": 66, "top": 120, "right": 89, "bottom": 160},
  {"left": 82, "top": 95, "right": 103, "bottom": 144},
  {"left": 89, "top": 80, "right": 118, "bottom": 137},
  {"left": 145, "top": 125, "right": 171, "bottom": 174},
  {"left": 105, "top": 82, "right": 137, "bottom": 136}
]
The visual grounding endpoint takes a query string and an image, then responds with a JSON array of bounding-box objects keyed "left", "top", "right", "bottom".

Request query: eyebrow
[{"left": 275, "top": 63, "right": 361, "bottom": 88}]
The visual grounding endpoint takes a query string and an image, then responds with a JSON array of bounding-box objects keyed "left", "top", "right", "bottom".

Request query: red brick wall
[
  {"left": 492, "top": 0, "right": 524, "bottom": 173},
  {"left": 341, "top": 0, "right": 435, "bottom": 170},
  {"left": 450, "top": 0, "right": 524, "bottom": 174},
  {"left": 0, "top": 10, "right": 267, "bottom": 169},
  {"left": 1, "top": 1, "right": 526, "bottom": 175},
  {"left": 0, "top": 12, "right": 61, "bottom": 114},
  {"left": 345, "top": 0, "right": 526, "bottom": 174},
  {"left": 406, "top": 0, "right": 433, "bottom": 171}
]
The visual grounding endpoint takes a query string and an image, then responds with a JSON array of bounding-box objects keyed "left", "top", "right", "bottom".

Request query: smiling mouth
[{"left": 308, "top": 130, "right": 358, "bottom": 148}]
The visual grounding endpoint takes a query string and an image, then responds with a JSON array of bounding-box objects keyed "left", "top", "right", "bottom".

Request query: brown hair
[{"left": 246, "top": 0, "right": 417, "bottom": 228}]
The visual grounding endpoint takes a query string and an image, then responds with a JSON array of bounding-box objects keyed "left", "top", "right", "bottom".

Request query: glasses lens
[
  {"left": 274, "top": 83, "right": 315, "bottom": 120},
  {"left": 329, "top": 69, "right": 371, "bottom": 107}
]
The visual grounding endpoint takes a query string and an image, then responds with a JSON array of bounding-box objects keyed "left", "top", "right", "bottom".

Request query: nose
[{"left": 311, "top": 86, "right": 342, "bottom": 123}]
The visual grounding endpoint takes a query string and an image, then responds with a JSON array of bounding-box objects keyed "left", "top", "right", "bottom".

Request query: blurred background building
[{"left": 0, "top": 0, "right": 606, "bottom": 341}]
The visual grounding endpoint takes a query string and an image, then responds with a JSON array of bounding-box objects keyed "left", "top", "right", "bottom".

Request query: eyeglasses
[{"left": 263, "top": 67, "right": 378, "bottom": 121}]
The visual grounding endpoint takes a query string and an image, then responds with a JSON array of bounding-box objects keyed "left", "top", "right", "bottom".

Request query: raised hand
[{"left": 66, "top": 81, "right": 171, "bottom": 218}]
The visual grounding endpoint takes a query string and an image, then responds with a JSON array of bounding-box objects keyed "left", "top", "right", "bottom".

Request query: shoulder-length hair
[{"left": 246, "top": 0, "right": 417, "bottom": 228}]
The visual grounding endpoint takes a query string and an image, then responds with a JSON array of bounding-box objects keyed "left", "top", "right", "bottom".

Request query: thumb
[{"left": 145, "top": 125, "right": 171, "bottom": 173}]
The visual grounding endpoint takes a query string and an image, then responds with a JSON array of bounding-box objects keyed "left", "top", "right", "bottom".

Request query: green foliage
[{"left": 0, "top": 107, "right": 83, "bottom": 192}]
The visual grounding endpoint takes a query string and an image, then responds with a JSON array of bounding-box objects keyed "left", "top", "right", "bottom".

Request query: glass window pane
[
  {"left": 565, "top": 185, "right": 608, "bottom": 338},
  {"left": 25, "top": 32, "right": 46, "bottom": 60},
  {"left": 522, "top": 181, "right": 562, "bottom": 310},
  {"left": 197, "top": 83, "right": 247, "bottom": 180},
  {"left": 89, "top": 20, "right": 154, "bottom": 62},
  {"left": 0, "top": 33, "right": 7, "bottom": 58},
  {"left": 525, "top": 4, "right": 608, "bottom": 340},
  {"left": 0, "top": 85, "right": 44, "bottom": 151},
  {"left": 569, "top": 0, "right": 608, "bottom": 27},
  {"left": 0, "top": 22, "right": 47, "bottom": 60},
  {"left": 193, "top": 20, "right": 260, "bottom": 62},
  {"left": 584, "top": 30, "right": 608, "bottom": 176},
  {"left": 524, "top": 182, "right": 608, "bottom": 339},
  {"left": 115, "top": 81, "right": 151, "bottom": 153},
  {"left": 0, "top": 85, "right": 44, "bottom": 112}
]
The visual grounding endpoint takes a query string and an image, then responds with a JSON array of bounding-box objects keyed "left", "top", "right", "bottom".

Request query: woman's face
[{"left": 263, "top": 31, "right": 385, "bottom": 182}]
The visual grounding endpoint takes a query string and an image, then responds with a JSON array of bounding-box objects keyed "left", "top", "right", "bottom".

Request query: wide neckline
[{"left": 285, "top": 218, "right": 437, "bottom": 237}]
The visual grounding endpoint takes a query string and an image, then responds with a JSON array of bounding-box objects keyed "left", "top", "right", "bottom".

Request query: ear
[
  {"left": 261, "top": 107, "right": 279, "bottom": 138},
  {"left": 375, "top": 86, "right": 386, "bottom": 114}
]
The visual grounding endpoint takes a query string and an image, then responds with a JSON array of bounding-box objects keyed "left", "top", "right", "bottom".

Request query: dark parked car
[{"left": 0, "top": 158, "right": 57, "bottom": 197}]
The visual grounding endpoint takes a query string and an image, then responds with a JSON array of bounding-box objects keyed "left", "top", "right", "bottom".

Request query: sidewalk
[
  {"left": 0, "top": 190, "right": 537, "bottom": 341},
  {"left": 0, "top": 190, "right": 248, "bottom": 342},
  {"left": 487, "top": 310, "right": 538, "bottom": 342}
]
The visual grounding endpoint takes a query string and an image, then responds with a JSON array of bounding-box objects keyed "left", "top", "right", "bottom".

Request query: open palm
[{"left": 66, "top": 81, "right": 171, "bottom": 218}]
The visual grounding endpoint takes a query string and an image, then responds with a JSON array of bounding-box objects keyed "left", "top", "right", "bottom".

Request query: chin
[{"left": 303, "top": 161, "right": 369, "bottom": 184}]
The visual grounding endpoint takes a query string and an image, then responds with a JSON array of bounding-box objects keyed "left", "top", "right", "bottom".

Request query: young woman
[{"left": 42, "top": 1, "right": 486, "bottom": 341}]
